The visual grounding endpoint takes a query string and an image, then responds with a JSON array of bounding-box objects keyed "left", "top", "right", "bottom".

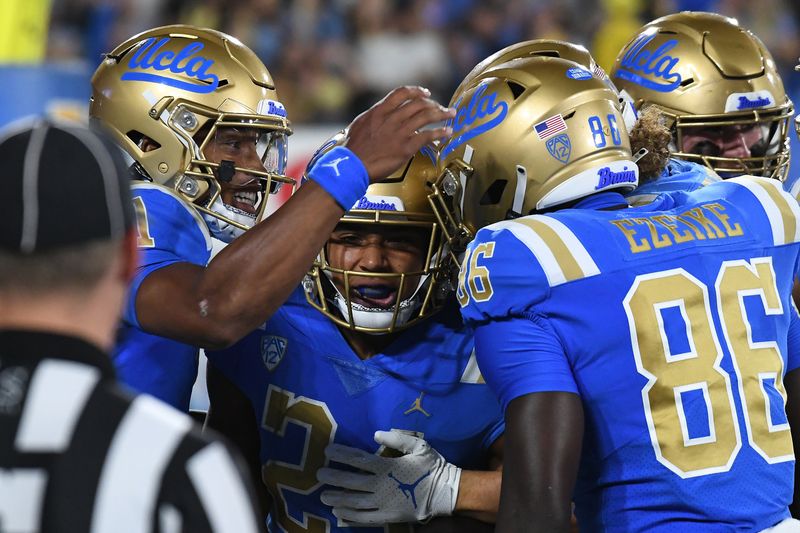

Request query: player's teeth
[
  {"left": 234, "top": 192, "right": 256, "bottom": 206},
  {"left": 356, "top": 286, "right": 393, "bottom": 299}
]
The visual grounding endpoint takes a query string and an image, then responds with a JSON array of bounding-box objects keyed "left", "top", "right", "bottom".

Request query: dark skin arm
[
  {"left": 786, "top": 368, "right": 800, "bottom": 518},
  {"left": 136, "top": 87, "right": 455, "bottom": 349},
  {"left": 205, "top": 363, "right": 271, "bottom": 525},
  {"left": 496, "top": 392, "right": 584, "bottom": 533}
]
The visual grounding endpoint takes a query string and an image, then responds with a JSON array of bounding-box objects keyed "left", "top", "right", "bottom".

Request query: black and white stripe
[{"left": 0, "top": 356, "right": 261, "bottom": 533}]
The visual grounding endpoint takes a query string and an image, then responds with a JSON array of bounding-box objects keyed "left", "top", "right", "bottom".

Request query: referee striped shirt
[{"left": 0, "top": 330, "right": 261, "bottom": 533}]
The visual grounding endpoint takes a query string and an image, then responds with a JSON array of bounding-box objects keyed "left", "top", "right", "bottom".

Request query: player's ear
[{"left": 140, "top": 136, "right": 159, "bottom": 152}]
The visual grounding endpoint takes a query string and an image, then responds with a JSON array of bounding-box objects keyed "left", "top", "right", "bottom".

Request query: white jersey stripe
[
  {"left": 485, "top": 219, "right": 566, "bottom": 286},
  {"left": 0, "top": 469, "right": 47, "bottom": 531},
  {"left": 15, "top": 360, "right": 99, "bottom": 452},
  {"left": 729, "top": 176, "right": 800, "bottom": 245},
  {"left": 459, "top": 349, "right": 485, "bottom": 384},
  {"left": 186, "top": 443, "right": 260, "bottom": 533},
  {"left": 91, "top": 395, "right": 192, "bottom": 533},
  {"left": 534, "top": 215, "right": 600, "bottom": 277}
]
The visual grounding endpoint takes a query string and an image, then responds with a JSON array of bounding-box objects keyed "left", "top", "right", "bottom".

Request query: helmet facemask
[
  {"left": 171, "top": 107, "right": 294, "bottom": 242},
  {"left": 668, "top": 106, "right": 792, "bottom": 180},
  {"left": 304, "top": 212, "right": 449, "bottom": 335}
]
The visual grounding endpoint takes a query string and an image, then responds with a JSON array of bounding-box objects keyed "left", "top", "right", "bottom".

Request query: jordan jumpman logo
[
  {"left": 403, "top": 392, "right": 430, "bottom": 417},
  {"left": 388, "top": 470, "right": 431, "bottom": 509},
  {"left": 320, "top": 156, "right": 348, "bottom": 176}
]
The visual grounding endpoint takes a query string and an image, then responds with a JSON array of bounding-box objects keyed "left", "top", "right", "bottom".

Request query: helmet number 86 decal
[{"left": 588, "top": 114, "right": 622, "bottom": 148}]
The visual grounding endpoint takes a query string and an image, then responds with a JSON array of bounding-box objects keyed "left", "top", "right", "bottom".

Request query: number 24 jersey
[{"left": 461, "top": 176, "right": 800, "bottom": 531}]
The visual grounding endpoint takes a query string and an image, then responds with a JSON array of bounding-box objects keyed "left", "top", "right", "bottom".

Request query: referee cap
[{"left": 0, "top": 118, "right": 134, "bottom": 254}]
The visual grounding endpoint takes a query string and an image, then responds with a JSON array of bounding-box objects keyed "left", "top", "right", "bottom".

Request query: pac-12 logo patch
[
  {"left": 546, "top": 134, "right": 571, "bottom": 164},
  {"left": 261, "top": 335, "right": 287, "bottom": 371}
]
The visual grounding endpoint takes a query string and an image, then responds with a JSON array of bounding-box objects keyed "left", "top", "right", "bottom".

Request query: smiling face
[
  {"left": 201, "top": 126, "right": 287, "bottom": 216},
  {"left": 325, "top": 223, "right": 429, "bottom": 310}
]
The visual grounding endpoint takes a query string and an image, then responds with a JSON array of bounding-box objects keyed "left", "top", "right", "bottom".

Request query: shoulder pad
[
  {"left": 131, "top": 183, "right": 212, "bottom": 258},
  {"left": 459, "top": 215, "right": 600, "bottom": 324},
  {"left": 721, "top": 176, "right": 800, "bottom": 246}
]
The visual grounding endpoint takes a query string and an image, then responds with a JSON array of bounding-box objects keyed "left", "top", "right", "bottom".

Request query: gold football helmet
[
  {"left": 610, "top": 12, "right": 793, "bottom": 179},
  {"left": 430, "top": 56, "right": 637, "bottom": 256},
  {"left": 303, "top": 134, "right": 451, "bottom": 334},
  {"left": 454, "top": 40, "right": 608, "bottom": 101},
  {"left": 454, "top": 39, "right": 639, "bottom": 132},
  {"left": 90, "top": 25, "right": 294, "bottom": 240}
]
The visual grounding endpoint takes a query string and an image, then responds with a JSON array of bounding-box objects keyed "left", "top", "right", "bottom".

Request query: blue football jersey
[
  {"left": 783, "top": 172, "right": 800, "bottom": 203},
  {"left": 113, "top": 182, "right": 212, "bottom": 410},
  {"left": 207, "top": 288, "right": 504, "bottom": 533},
  {"left": 625, "top": 158, "right": 720, "bottom": 206},
  {"left": 460, "top": 177, "right": 800, "bottom": 531}
]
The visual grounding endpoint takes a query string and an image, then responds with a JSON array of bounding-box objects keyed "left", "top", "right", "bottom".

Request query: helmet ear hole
[
  {"left": 506, "top": 81, "right": 526, "bottom": 100},
  {"left": 126, "top": 130, "right": 161, "bottom": 151}
]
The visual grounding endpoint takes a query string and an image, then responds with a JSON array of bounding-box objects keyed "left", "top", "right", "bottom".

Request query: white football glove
[{"left": 317, "top": 430, "right": 462, "bottom": 524}]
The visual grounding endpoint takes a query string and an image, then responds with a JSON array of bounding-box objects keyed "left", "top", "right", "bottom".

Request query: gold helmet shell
[
  {"left": 90, "top": 25, "right": 294, "bottom": 232},
  {"left": 453, "top": 39, "right": 609, "bottom": 103},
  {"left": 610, "top": 12, "right": 793, "bottom": 179},
  {"left": 303, "top": 134, "right": 451, "bottom": 334},
  {"left": 430, "top": 56, "right": 637, "bottom": 255}
]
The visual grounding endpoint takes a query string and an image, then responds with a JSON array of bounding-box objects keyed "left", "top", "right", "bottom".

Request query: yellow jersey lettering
[
  {"left": 652, "top": 215, "right": 695, "bottom": 244},
  {"left": 611, "top": 219, "right": 651, "bottom": 253},
  {"left": 680, "top": 207, "right": 727, "bottom": 239},
  {"left": 639, "top": 217, "right": 673, "bottom": 249},
  {"left": 703, "top": 203, "right": 744, "bottom": 237}
]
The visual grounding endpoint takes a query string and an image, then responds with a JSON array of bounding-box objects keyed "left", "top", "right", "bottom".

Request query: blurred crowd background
[{"left": 36, "top": 0, "right": 800, "bottom": 122}]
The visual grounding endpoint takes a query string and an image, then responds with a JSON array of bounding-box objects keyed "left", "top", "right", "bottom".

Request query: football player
[
  {"left": 90, "top": 25, "right": 454, "bottom": 410},
  {"left": 447, "top": 38, "right": 722, "bottom": 209},
  {"left": 610, "top": 12, "right": 793, "bottom": 181},
  {"left": 432, "top": 55, "right": 800, "bottom": 531},
  {"left": 205, "top": 140, "right": 504, "bottom": 531}
]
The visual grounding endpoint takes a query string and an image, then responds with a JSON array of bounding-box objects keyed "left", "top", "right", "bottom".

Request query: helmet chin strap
[{"left": 202, "top": 196, "right": 256, "bottom": 243}]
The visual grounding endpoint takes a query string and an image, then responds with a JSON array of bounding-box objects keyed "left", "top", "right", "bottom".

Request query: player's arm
[
  {"left": 136, "top": 87, "right": 455, "bottom": 349},
  {"left": 499, "top": 392, "right": 583, "bottom": 533},
  {"left": 205, "top": 362, "right": 271, "bottom": 524},
  {"left": 453, "top": 435, "right": 503, "bottom": 522},
  {"left": 469, "top": 313, "right": 583, "bottom": 533}
]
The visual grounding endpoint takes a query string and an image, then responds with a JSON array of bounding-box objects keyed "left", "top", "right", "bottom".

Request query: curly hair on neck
[{"left": 629, "top": 106, "right": 671, "bottom": 184}]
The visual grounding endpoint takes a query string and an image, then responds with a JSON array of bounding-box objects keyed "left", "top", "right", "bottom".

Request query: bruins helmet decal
[
  {"left": 90, "top": 25, "right": 294, "bottom": 241},
  {"left": 430, "top": 56, "right": 637, "bottom": 263},
  {"left": 610, "top": 12, "right": 793, "bottom": 180},
  {"left": 303, "top": 134, "right": 451, "bottom": 335}
]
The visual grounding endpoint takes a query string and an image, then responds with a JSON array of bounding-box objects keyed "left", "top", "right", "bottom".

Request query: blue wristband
[{"left": 306, "top": 146, "right": 369, "bottom": 210}]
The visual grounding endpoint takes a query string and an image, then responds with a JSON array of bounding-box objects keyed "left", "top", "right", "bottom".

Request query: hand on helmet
[
  {"left": 317, "top": 430, "right": 461, "bottom": 525},
  {"left": 345, "top": 87, "right": 455, "bottom": 183}
]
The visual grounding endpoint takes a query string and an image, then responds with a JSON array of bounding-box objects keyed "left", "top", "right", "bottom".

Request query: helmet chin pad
[
  {"left": 332, "top": 291, "right": 421, "bottom": 334},
  {"left": 202, "top": 196, "right": 256, "bottom": 243}
]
